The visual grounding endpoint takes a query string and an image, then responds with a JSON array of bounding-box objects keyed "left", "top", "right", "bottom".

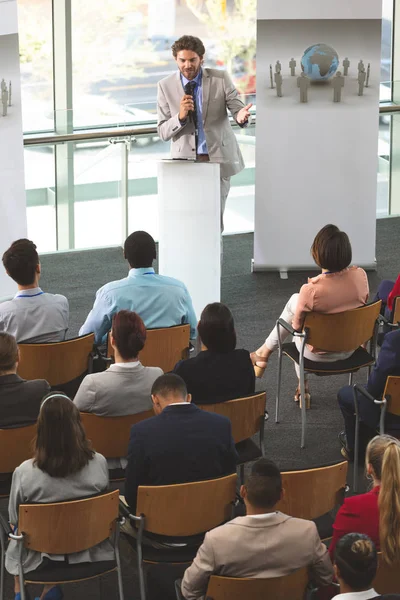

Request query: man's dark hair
[
  {"left": 335, "top": 533, "right": 378, "bottom": 591},
  {"left": 0, "top": 332, "right": 18, "bottom": 373},
  {"left": 245, "top": 459, "right": 282, "bottom": 509},
  {"left": 311, "top": 224, "right": 352, "bottom": 272},
  {"left": 151, "top": 373, "right": 187, "bottom": 399},
  {"left": 171, "top": 35, "right": 205, "bottom": 59},
  {"left": 198, "top": 303, "right": 236, "bottom": 353},
  {"left": 112, "top": 310, "right": 146, "bottom": 360},
  {"left": 2, "top": 239, "right": 39, "bottom": 285},
  {"left": 124, "top": 231, "right": 156, "bottom": 268}
]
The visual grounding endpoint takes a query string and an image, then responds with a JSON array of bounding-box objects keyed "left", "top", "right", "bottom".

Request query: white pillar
[{"left": 0, "top": 1, "right": 27, "bottom": 299}]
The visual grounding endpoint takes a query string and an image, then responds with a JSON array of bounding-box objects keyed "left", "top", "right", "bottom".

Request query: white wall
[
  {"left": 257, "top": 0, "right": 383, "bottom": 21},
  {"left": 254, "top": 15, "right": 381, "bottom": 271},
  {"left": 0, "top": 1, "right": 27, "bottom": 298}
]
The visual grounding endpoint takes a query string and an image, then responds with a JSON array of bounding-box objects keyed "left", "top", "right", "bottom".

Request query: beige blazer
[
  {"left": 181, "top": 512, "right": 334, "bottom": 600},
  {"left": 157, "top": 68, "right": 245, "bottom": 178}
]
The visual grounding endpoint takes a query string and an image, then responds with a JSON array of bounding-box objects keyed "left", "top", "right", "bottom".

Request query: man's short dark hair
[
  {"left": 335, "top": 533, "right": 378, "bottom": 590},
  {"left": 245, "top": 459, "right": 282, "bottom": 509},
  {"left": 2, "top": 239, "right": 39, "bottom": 285},
  {"left": 0, "top": 332, "right": 18, "bottom": 372},
  {"left": 151, "top": 373, "right": 187, "bottom": 399},
  {"left": 198, "top": 303, "right": 236, "bottom": 353},
  {"left": 124, "top": 231, "right": 156, "bottom": 268},
  {"left": 311, "top": 224, "right": 352, "bottom": 272},
  {"left": 171, "top": 35, "right": 205, "bottom": 59}
]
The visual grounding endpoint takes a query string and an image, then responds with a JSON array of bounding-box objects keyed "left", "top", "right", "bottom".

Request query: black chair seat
[
  {"left": 282, "top": 343, "right": 374, "bottom": 374},
  {"left": 123, "top": 532, "right": 201, "bottom": 563},
  {"left": 0, "top": 474, "right": 12, "bottom": 497},
  {"left": 236, "top": 439, "right": 262, "bottom": 465},
  {"left": 313, "top": 512, "right": 335, "bottom": 541},
  {"left": 109, "top": 468, "right": 126, "bottom": 481},
  {"left": 25, "top": 560, "right": 117, "bottom": 583}
]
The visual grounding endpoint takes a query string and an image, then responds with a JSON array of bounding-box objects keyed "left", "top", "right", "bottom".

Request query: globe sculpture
[{"left": 301, "top": 43, "right": 339, "bottom": 81}]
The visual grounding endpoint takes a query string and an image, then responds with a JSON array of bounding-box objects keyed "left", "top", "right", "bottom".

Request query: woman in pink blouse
[{"left": 251, "top": 224, "right": 369, "bottom": 407}]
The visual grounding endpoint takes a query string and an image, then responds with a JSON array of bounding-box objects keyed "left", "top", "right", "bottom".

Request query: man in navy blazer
[
  {"left": 124, "top": 373, "right": 238, "bottom": 512},
  {"left": 338, "top": 328, "right": 400, "bottom": 459}
]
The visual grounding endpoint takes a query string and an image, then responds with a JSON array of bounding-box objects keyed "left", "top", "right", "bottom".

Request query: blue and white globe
[{"left": 301, "top": 43, "right": 339, "bottom": 81}]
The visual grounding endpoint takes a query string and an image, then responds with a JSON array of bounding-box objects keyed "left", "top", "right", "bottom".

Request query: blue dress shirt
[
  {"left": 79, "top": 268, "right": 197, "bottom": 344},
  {"left": 181, "top": 70, "right": 208, "bottom": 155}
]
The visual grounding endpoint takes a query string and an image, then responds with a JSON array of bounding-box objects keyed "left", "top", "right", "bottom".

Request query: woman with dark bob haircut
[
  {"left": 174, "top": 302, "right": 255, "bottom": 404},
  {"left": 6, "top": 393, "right": 113, "bottom": 600},
  {"left": 74, "top": 310, "right": 162, "bottom": 466},
  {"left": 251, "top": 224, "right": 369, "bottom": 408},
  {"left": 333, "top": 533, "right": 378, "bottom": 598}
]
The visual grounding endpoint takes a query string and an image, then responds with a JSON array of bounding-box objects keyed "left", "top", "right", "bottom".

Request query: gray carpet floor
[{"left": 3, "top": 217, "right": 397, "bottom": 599}]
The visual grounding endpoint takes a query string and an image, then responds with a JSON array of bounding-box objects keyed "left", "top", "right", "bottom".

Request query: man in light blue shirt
[{"left": 79, "top": 231, "right": 197, "bottom": 344}]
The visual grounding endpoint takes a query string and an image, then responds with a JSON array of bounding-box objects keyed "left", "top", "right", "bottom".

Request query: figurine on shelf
[
  {"left": 269, "top": 64, "right": 274, "bottom": 89},
  {"left": 289, "top": 58, "right": 297, "bottom": 76},
  {"left": 274, "top": 71, "right": 283, "bottom": 97},
  {"left": 332, "top": 71, "right": 345, "bottom": 103},
  {"left": 297, "top": 72, "right": 310, "bottom": 103},
  {"left": 342, "top": 57, "right": 350, "bottom": 76}
]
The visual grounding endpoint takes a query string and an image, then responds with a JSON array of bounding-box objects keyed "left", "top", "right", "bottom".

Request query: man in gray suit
[
  {"left": 157, "top": 35, "right": 252, "bottom": 230},
  {"left": 181, "top": 459, "right": 333, "bottom": 599}
]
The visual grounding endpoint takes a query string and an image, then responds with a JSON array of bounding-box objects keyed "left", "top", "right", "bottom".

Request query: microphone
[{"left": 184, "top": 81, "right": 197, "bottom": 126}]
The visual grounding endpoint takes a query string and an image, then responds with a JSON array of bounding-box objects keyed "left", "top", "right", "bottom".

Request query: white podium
[{"left": 157, "top": 160, "right": 221, "bottom": 319}]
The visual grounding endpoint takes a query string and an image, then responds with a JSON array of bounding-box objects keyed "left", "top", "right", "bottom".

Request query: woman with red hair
[{"left": 74, "top": 310, "right": 162, "bottom": 467}]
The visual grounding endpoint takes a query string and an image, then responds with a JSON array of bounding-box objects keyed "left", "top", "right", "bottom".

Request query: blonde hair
[{"left": 366, "top": 435, "right": 400, "bottom": 565}]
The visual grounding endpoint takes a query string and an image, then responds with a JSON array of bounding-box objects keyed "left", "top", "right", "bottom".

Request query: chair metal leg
[
  {"left": 136, "top": 522, "right": 146, "bottom": 600},
  {"left": 299, "top": 340, "right": 307, "bottom": 449},
  {"left": 0, "top": 529, "right": 4, "bottom": 600},
  {"left": 275, "top": 347, "right": 283, "bottom": 423},
  {"left": 348, "top": 372, "right": 353, "bottom": 386},
  {"left": 114, "top": 523, "right": 124, "bottom": 600},
  {"left": 353, "top": 386, "right": 360, "bottom": 494}
]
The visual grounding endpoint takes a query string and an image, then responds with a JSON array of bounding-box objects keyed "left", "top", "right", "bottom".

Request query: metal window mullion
[{"left": 52, "top": 0, "right": 75, "bottom": 250}]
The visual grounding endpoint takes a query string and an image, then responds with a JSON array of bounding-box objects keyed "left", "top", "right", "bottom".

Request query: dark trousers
[
  {"left": 373, "top": 279, "right": 394, "bottom": 318},
  {"left": 337, "top": 385, "right": 380, "bottom": 453}
]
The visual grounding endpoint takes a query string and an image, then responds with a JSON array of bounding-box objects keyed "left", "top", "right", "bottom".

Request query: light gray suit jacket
[
  {"left": 181, "top": 512, "right": 334, "bottom": 600},
  {"left": 73, "top": 362, "right": 163, "bottom": 416},
  {"left": 157, "top": 68, "right": 245, "bottom": 178}
]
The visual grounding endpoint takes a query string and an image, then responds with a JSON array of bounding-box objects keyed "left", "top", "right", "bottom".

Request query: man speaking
[{"left": 157, "top": 35, "right": 252, "bottom": 229}]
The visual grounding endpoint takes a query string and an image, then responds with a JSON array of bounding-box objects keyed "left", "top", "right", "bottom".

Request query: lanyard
[{"left": 16, "top": 292, "right": 44, "bottom": 298}]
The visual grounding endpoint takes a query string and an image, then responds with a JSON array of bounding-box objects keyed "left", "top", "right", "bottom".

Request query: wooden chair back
[
  {"left": 205, "top": 568, "right": 309, "bottom": 600},
  {"left": 303, "top": 301, "right": 381, "bottom": 352},
  {"left": 392, "top": 296, "right": 400, "bottom": 325},
  {"left": 373, "top": 553, "right": 400, "bottom": 594},
  {"left": 107, "top": 325, "right": 190, "bottom": 372},
  {"left": 198, "top": 393, "right": 266, "bottom": 444},
  {"left": 136, "top": 473, "right": 237, "bottom": 536},
  {"left": 80, "top": 410, "right": 154, "bottom": 458},
  {"left": 18, "top": 490, "right": 119, "bottom": 554},
  {"left": 0, "top": 424, "right": 36, "bottom": 473},
  {"left": 17, "top": 334, "right": 95, "bottom": 386},
  {"left": 383, "top": 377, "right": 400, "bottom": 418},
  {"left": 276, "top": 461, "right": 348, "bottom": 520}
]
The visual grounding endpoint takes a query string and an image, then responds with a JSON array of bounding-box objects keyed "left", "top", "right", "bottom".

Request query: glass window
[
  {"left": 380, "top": 0, "right": 394, "bottom": 101},
  {"left": 71, "top": 0, "right": 256, "bottom": 129},
  {"left": 17, "top": 0, "right": 54, "bottom": 133}
]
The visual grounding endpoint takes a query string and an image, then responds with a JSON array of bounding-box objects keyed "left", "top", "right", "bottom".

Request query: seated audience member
[
  {"left": 1, "top": 239, "right": 69, "bottom": 343},
  {"left": 74, "top": 310, "right": 162, "bottom": 468},
  {"left": 338, "top": 329, "right": 400, "bottom": 460},
  {"left": 333, "top": 533, "right": 378, "bottom": 600},
  {"left": 124, "top": 373, "right": 237, "bottom": 513},
  {"left": 79, "top": 230, "right": 197, "bottom": 344},
  {"left": 0, "top": 332, "right": 50, "bottom": 428},
  {"left": 373, "top": 274, "right": 400, "bottom": 319},
  {"left": 180, "top": 458, "right": 333, "bottom": 599},
  {"left": 174, "top": 303, "right": 255, "bottom": 404},
  {"left": 329, "top": 435, "right": 400, "bottom": 561},
  {"left": 251, "top": 224, "right": 369, "bottom": 408},
  {"left": 6, "top": 393, "right": 113, "bottom": 600}
]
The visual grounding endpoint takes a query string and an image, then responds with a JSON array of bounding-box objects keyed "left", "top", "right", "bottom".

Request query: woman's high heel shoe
[
  {"left": 250, "top": 352, "right": 268, "bottom": 378},
  {"left": 294, "top": 390, "right": 311, "bottom": 410}
]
